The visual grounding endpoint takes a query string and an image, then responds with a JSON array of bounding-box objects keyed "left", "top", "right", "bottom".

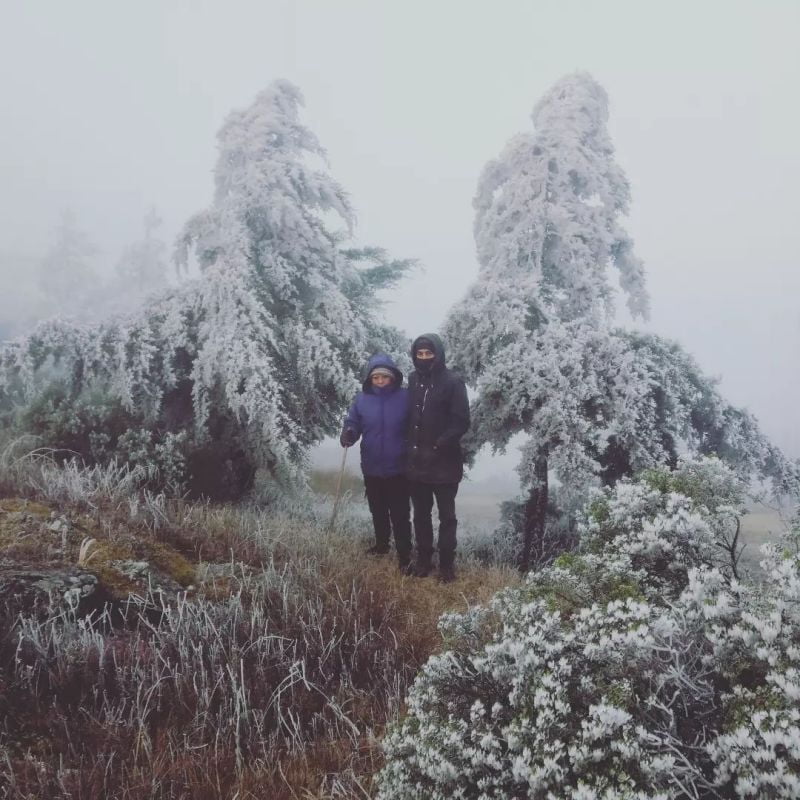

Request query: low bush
[
  {"left": 378, "top": 458, "right": 800, "bottom": 799},
  {"left": 9, "top": 381, "right": 256, "bottom": 501}
]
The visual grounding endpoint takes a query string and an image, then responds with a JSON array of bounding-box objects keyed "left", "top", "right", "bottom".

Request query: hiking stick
[{"left": 328, "top": 445, "right": 349, "bottom": 531}]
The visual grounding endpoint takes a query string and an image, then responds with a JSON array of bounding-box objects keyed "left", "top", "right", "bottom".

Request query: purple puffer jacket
[{"left": 342, "top": 353, "right": 409, "bottom": 478}]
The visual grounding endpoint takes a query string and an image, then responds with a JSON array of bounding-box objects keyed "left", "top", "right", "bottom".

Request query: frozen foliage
[
  {"left": 579, "top": 457, "right": 748, "bottom": 595},
  {"left": 465, "top": 320, "right": 641, "bottom": 491},
  {"left": 0, "top": 81, "right": 409, "bottom": 497},
  {"left": 444, "top": 73, "right": 798, "bottom": 567},
  {"left": 378, "top": 458, "right": 800, "bottom": 799},
  {"left": 611, "top": 332, "right": 800, "bottom": 495},
  {"left": 447, "top": 71, "right": 648, "bottom": 384},
  {"left": 443, "top": 73, "right": 652, "bottom": 567},
  {"left": 458, "top": 316, "right": 798, "bottom": 568}
]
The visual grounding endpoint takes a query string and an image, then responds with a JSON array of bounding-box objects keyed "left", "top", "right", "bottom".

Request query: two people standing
[{"left": 340, "top": 334, "right": 470, "bottom": 582}]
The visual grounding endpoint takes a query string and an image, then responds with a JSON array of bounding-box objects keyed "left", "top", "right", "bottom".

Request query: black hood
[{"left": 411, "top": 332, "right": 446, "bottom": 372}]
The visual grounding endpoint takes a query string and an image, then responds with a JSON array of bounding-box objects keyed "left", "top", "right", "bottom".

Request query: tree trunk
[{"left": 520, "top": 453, "right": 548, "bottom": 572}]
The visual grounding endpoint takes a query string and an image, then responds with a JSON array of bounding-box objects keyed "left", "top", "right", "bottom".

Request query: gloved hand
[{"left": 340, "top": 428, "right": 357, "bottom": 447}]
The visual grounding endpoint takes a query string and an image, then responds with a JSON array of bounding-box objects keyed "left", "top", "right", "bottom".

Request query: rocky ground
[{"left": 0, "top": 496, "right": 203, "bottom": 620}]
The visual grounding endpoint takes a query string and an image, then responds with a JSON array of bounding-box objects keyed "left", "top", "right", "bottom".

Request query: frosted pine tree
[
  {"left": 449, "top": 71, "right": 648, "bottom": 373},
  {"left": 172, "top": 79, "right": 409, "bottom": 488},
  {"left": 0, "top": 80, "right": 409, "bottom": 498},
  {"left": 446, "top": 73, "right": 797, "bottom": 569},
  {"left": 446, "top": 73, "right": 649, "bottom": 568}
]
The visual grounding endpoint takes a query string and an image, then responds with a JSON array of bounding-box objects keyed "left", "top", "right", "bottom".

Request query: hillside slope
[{"left": 0, "top": 487, "right": 515, "bottom": 799}]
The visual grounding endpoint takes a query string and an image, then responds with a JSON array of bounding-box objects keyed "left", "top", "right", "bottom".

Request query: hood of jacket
[
  {"left": 411, "top": 332, "right": 446, "bottom": 373},
  {"left": 362, "top": 352, "right": 403, "bottom": 392}
]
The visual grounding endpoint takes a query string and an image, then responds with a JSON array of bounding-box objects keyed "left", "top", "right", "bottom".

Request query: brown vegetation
[{"left": 0, "top": 476, "right": 516, "bottom": 799}]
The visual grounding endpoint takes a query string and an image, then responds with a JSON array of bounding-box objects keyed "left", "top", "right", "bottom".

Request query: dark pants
[
  {"left": 363, "top": 475, "right": 412, "bottom": 562},
  {"left": 410, "top": 481, "right": 459, "bottom": 569}
]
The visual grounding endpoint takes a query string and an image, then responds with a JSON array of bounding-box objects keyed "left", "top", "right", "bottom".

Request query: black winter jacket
[{"left": 406, "top": 333, "right": 470, "bottom": 484}]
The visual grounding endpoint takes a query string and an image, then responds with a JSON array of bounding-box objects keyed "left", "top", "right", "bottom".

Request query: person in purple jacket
[{"left": 340, "top": 353, "right": 412, "bottom": 573}]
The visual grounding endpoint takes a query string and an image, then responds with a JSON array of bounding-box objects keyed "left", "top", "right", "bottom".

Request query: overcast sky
[{"left": 1, "top": 0, "right": 798, "bottom": 470}]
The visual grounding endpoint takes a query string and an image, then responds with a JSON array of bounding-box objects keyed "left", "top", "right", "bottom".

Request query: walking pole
[{"left": 328, "top": 445, "right": 349, "bottom": 531}]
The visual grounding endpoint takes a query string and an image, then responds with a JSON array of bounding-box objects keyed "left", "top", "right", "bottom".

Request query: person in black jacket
[{"left": 406, "top": 333, "right": 470, "bottom": 582}]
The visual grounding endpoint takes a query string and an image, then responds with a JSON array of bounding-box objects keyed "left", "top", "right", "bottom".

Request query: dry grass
[
  {"left": 310, "top": 467, "right": 365, "bottom": 497},
  {"left": 0, "top": 456, "right": 518, "bottom": 800}
]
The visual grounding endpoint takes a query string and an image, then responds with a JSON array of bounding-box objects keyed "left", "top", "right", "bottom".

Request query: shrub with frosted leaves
[
  {"left": 581, "top": 457, "right": 749, "bottom": 597},
  {"left": 378, "top": 458, "right": 800, "bottom": 799}
]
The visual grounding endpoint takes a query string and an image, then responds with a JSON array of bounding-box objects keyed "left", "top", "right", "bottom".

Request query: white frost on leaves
[
  {"left": 445, "top": 71, "right": 799, "bottom": 502},
  {"left": 378, "top": 459, "right": 800, "bottom": 799},
  {"left": 470, "top": 72, "right": 648, "bottom": 330}
]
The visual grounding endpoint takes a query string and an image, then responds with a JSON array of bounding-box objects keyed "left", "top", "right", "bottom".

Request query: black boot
[
  {"left": 413, "top": 558, "right": 432, "bottom": 578},
  {"left": 366, "top": 545, "right": 390, "bottom": 556},
  {"left": 437, "top": 563, "right": 456, "bottom": 583}
]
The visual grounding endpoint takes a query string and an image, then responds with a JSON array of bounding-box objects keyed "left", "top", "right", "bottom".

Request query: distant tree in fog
[
  {"left": 37, "top": 210, "right": 98, "bottom": 314},
  {"left": 98, "top": 208, "right": 171, "bottom": 317},
  {"left": 113, "top": 208, "right": 169, "bottom": 295},
  {"left": 0, "top": 252, "right": 42, "bottom": 341}
]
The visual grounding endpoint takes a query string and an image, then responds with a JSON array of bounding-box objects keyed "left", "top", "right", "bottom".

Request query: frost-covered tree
[
  {"left": 0, "top": 80, "right": 410, "bottom": 498},
  {"left": 445, "top": 73, "right": 649, "bottom": 568},
  {"left": 37, "top": 210, "right": 99, "bottom": 314},
  {"left": 604, "top": 331, "right": 800, "bottom": 496},
  {"left": 446, "top": 73, "right": 797, "bottom": 569},
  {"left": 379, "top": 459, "right": 800, "bottom": 799},
  {"left": 448, "top": 72, "right": 648, "bottom": 365},
  {"left": 169, "top": 79, "right": 410, "bottom": 489}
]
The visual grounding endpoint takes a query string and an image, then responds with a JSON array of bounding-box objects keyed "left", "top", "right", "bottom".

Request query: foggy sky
[{"left": 1, "top": 0, "right": 798, "bottom": 469}]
